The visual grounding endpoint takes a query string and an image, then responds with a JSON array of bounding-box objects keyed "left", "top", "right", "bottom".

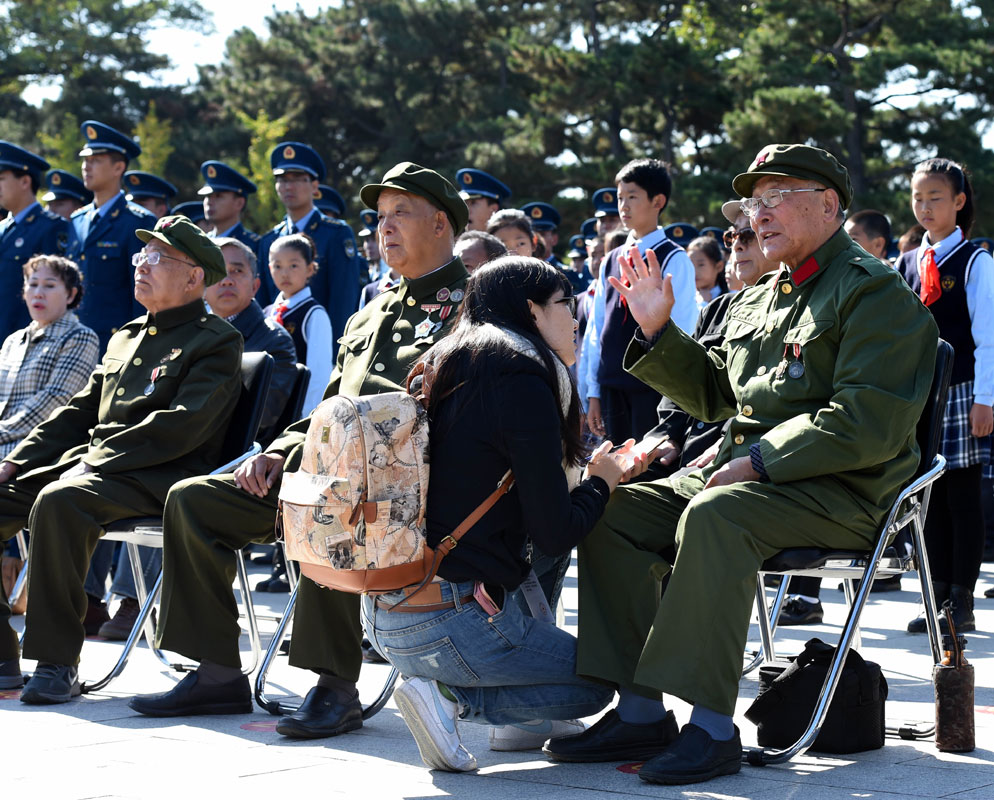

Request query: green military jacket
[
  {"left": 625, "top": 228, "right": 939, "bottom": 516},
  {"left": 6, "top": 298, "right": 243, "bottom": 501},
  {"left": 268, "top": 256, "right": 469, "bottom": 459}
]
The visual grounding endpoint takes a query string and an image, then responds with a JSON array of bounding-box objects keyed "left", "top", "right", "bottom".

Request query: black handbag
[{"left": 745, "top": 637, "right": 888, "bottom": 754}]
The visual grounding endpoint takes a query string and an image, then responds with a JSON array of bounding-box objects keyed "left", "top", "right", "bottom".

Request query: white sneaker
[
  {"left": 488, "top": 719, "right": 586, "bottom": 752},
  {"left": 394, "top": 677, "right": 477, "bottom": 772}
]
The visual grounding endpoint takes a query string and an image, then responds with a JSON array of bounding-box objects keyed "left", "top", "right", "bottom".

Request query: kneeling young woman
[{"left": 361, "top": 255, "right": 645, "bottom": 772}]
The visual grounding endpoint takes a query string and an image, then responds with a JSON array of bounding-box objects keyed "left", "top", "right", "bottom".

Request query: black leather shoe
[
  {"left": 128, "top": 671, "right": 252, "bottom": 717},
  {"left": 276, "top": 684, "right": 363, "bottom": 739},
  {"left": 542, "top": 708, "right": 679, "bottom": 762},
  {"left": 0, "top": 657, "right": 24, "bottom": 690},
  {"left": 778, "top": 597, "right": 824, "bottom": 626},
  {"left": 984, "top": 586, "right": 994, "bottom": 599},
  {"left": 639, "top": 724, "right": 741, "bottom": 785},
  {"left": 20, "top": 663, "right": 80, "bottom": 704},
  {"left": 255, "top": 575, "right": 290, "bottom": 593}
]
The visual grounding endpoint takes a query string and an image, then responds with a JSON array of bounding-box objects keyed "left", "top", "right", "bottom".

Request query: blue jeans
[
  {"left": 110, "top": 545, "right": 161, "bottom": 600},
  {"left": 509, "top": 544, "right": 570, "bottom": 618},
  {"left": 361, "top": 580, "right": 612, "bottom": 726}
]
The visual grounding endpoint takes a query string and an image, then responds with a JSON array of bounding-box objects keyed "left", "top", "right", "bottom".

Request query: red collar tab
[{"left": 790, "top": 256, "right": 820, "bottom": 287}]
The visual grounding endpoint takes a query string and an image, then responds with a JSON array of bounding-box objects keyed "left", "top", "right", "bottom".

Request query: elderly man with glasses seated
[
  {"left": 543, "top": 144, "right": 939, "bottom": 785},
  {"left": 0, "top": 215, "right": 241, "bottom": 703}
]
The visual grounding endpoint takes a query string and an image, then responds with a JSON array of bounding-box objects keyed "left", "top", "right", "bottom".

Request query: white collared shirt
[{"left": 916, "top": 227, "right": 994, "bottom": 405}]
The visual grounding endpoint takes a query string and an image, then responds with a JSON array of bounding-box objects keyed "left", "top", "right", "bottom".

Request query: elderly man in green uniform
[
  {"left": 544, "top": 145, "right": 939, "bottom": 785},
  {"left": 129, "top": 164, "right": 470, "bottom": 735},
  {"left": 0, "top": 216, "right": 241, "bottom": 702}
]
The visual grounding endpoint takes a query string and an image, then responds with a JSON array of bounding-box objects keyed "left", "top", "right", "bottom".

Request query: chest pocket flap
[
  {"left": 101, "top": 357, "right": 125, "bottom": 375},
  {"left": 783, "top": 318, "right": 834, "bottom": 346},
  {"left": 337, "top": 330, "right": 372, "bottom": 356}
]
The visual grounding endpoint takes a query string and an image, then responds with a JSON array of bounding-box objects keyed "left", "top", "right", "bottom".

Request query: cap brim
[
  {"left": 721, "top": 199, "right": 744, "bottom": 224},
  {"left": 273, "top": 166, "right": 319, "bottom": 179},
  {"left": 135, "top": 228, "right": 202, "bottom": 269},
  {"left": 459, "top": 190, "right": 498, "bottom": 201},
  {"left": 197, "top": 185, "right": 214, "bottom": 196}
]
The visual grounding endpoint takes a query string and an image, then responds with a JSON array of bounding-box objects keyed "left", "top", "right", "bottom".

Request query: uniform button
[
  {"left": 92, "top": 438, "right": 102, "bottom": 447},
  {"left": 392, "top": 333, "right": 402, "bottom": 343},
  {"left": 742, "top": 405, "right": 753, "bottom": 417},
  {"left": 116, "top": 387, "right": 125, "bottom": 396},
  {"left": 80, "top": 254, "right": 86, "bottom": 260},
  {"left": 781, "top": 284, "right": 792, "bottom": 295},
  {"left": 734, "top": 434, "right": 745, "bottom": 445},
  {"left": 374, "top": 363, "right": 385, "bottom": 372},
  {"left": 757, "top": 365, "right": 767, "bottom": 376},
  {"left": 854, "top": 256, "right": 861, "bottom": 261},
  {"left": 696, "top": 421, "right": 705, "bottom": 430},
  {"left": 406, "top": 297, "right": 416, "bottom": 306},
  {"left": 200, "top": 316, "right": 207, "bottom": 322},
  {"left": 133, "top": 357, "right": 142, "bottom": 366},
  {"left": 148, "top": 326, "right": 157, "bottom": 335},
  {"left": 765, "top": 322, "right": 774, "bottom": 333}
]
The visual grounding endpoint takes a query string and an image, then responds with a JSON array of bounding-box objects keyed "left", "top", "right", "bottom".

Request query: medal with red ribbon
[{"left": 144, "top": 366, "right": 164, "bottom": 396}]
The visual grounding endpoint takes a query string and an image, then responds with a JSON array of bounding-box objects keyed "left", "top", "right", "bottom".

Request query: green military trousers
[
  {"left": 0, "top": 471, "right": 161, "bottom": 665},
  {"left": 575, "top": 473, "right": 881, "bottom": 716},
  {"left": 156, "top": 471, "right": 362, "bottom": 679}
]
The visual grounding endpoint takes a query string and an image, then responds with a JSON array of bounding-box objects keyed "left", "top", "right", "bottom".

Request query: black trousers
[
  {"left": 601, "top": 386, "right": 661, "bottom": 444},
  {"left": 924, "top": 464, "right": 985, "bottom": 590}
]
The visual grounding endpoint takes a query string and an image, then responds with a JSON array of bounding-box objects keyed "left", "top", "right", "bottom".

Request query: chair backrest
[
  {"left": 914, "top": 339, "right": 954, "bottom": 478},
  {"left": 219, "top": 352, "right": 275, "bottom": 464},
  {"left": 263, "top": 363, "right": 311, "bottom": 448}
]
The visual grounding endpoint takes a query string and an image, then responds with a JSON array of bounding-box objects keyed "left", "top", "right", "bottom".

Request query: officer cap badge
[
  {"left": 86, "top": 125, "right": 97, "bottom": 140},
  {"left": 314, "top": 189, "right": 323, "bottom": 199},
  {"left": 129, "top": 174, "right": 140, "bottom": 185},
  {"left": 604, "top": 192, "right": 613, "bottom": 202},
  {"left": 756, "top": 151, "right": 769, "bottom": 166},
  {"left": 207, "top": 165, "right": 217, "bottom": 178},
  {"left": 463, "top": 173, "right": 473, "bottom": 185},
  {"left": 284, "top": 145, "right": 296, "bottom": 160},
  {"left": 673, "top": 227, "right": 683, "bottom": 238},
  {"left": 531, "top": 207, "right": 542, "bottom": 218},
  {"left": 51, "top": 173, "right": 61, "bottom": 185}
]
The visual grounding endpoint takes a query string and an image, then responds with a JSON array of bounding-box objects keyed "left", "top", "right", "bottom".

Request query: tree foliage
[{"left": 4, "top": 0, "right": 993, "bottom": 237}]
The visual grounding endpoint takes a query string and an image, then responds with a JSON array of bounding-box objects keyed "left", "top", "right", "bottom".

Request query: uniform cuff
[
  {"left": 634, "top": 323, "right": 668, "bottom": 351},
  {"left": 749, "top": 443, "right": 770, "bottom": 482}
]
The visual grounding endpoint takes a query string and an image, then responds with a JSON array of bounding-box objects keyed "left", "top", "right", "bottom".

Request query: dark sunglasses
[{"left": 722, "top": 226, "right": 757, "bottom": 248}]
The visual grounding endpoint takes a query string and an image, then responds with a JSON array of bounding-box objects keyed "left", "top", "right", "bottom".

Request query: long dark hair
[
  {"left": 414, "top": 255, "right": 587, "bottom": 467},
  {"left": 913, "top": 158, "right": 975, "bottom": 237}
]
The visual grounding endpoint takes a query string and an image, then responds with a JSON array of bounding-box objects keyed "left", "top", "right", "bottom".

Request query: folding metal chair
[
  {"left": 79, "top": 351, "right": 275, "bottom": 693},
  {"left": 742, "top": 339, "right": 954, "bottom": 766},
  {"left": 5, "top": 529, "right": 28, "bottom": 618},
  {"left": 253, "top": 544, "right": 399, "bottom": 720}
]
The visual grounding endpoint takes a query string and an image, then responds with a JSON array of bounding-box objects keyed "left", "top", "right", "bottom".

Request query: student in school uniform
[{"left": 898, "top": 158, "right": 994, "bottom": 633}]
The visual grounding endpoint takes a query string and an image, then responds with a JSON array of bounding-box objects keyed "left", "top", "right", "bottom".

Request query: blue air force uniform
[
  {"left": 0, "top": 142, "right": 79, "bottom": 340},
  {"left": 71, "top": 195, "right": 155, "bottom": 352},
  {"left": 72, "top": 121, "right": 156, "bottom": 353},
  {"left": 256, "top": 143, "right": 361, "bottom": 352},
  {"left": 198, "top": 161, "right": 261, "bottom": 251}
]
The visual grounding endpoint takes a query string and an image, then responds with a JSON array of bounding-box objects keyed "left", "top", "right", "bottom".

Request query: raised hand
[{"left": 607, "top": 246, "right": 675, "bottom": 339}]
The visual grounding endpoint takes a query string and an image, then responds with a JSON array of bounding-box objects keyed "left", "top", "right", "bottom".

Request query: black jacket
[
  {"left": 427, "top": 353, "right": 610, "bottom": 589},
  {"left": 230, "top": 299, "right": 298, "bottom": 445},
  {"left": 649, "top": 292, "right": 735, "bottom": 470}
]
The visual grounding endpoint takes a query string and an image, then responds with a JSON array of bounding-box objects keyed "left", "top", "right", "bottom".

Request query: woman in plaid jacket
[{"left": 0, "top": 255, "right": 98, "bottom": 458}]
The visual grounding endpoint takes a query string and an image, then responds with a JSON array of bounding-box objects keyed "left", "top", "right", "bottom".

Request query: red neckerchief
[{"left": 918, "top": 247, "right": 941, "bottom": 306}]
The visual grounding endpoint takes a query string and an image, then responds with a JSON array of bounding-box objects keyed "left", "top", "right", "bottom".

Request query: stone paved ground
[{"left": 4, "top": 557, "right": 992, "bottom": 799}]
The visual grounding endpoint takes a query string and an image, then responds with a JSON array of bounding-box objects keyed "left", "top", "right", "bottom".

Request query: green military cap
[
  {"left": 360, "top": 162, "right": 469, "bottom": 233},
  {"left": 136, "top": 214, "right": 226, "bottom": 286},
  {"left": 733, "top": 144, "right": 853, "bottom": 210}
]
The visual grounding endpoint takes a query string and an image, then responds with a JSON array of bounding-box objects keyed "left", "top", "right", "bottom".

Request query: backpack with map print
[{"left": 278, "top": 368, "right": 513, "bottom": 598}]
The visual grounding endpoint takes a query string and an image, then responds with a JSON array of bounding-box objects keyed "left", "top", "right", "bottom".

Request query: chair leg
[
  {"left": 252, "top": 583, "right": 399, "bottom": 721},
  {"left": 745, "top": 573, "right": 788, "bottom": 676},
  {"left": 235, "top": 548, "right": 261, "bottom": 676},
  {"left": 81, "top": 571, "right": 163, "bottom": 694},
  {"left": 8, "top": 529, "right": 28, "bottom": 608},
  {"left": 841, "top": 579, "right": 862, "bottom": 651},
  {"left": 744, "top": 534, "right": 891, "bottom": 766}
]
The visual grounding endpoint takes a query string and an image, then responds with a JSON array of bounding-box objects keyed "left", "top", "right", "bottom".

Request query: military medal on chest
[{"left": 144, "top": 366, "right": 164, "bottom": 396}]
